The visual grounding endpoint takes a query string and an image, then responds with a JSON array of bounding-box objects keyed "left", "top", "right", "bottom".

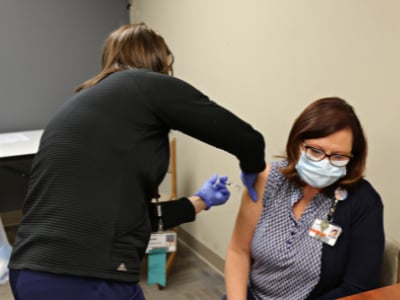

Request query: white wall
[{"left": 131, "top": 0, "right": 400, "bottom": 260}]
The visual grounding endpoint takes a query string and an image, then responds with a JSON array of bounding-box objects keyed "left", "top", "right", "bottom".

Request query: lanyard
[
  {"left": 320, "top": 187, "right": 347, "bottom": 231},
  {"left": 153, "top": 190, "right": 164, "bottom": 232},
  {"left": 328, "top": 187, "right": 348, "bottom": 222},
  {"left": 326, "top": 199, "right": 340, "bottom": 223}
]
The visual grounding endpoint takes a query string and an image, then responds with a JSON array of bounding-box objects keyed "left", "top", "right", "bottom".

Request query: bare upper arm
[{"left": 228, "top": 165, "right": 270, "bottom": 253}]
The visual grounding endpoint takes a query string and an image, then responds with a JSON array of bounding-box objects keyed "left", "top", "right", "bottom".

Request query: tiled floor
[
  {"left": 0, "top": 241, "right": 225, "bottom": 300},
  {"left": 0, "top": 280, "right": 12, "bottom": 299}
]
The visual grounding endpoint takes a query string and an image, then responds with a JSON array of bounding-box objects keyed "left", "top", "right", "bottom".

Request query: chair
[{"left": 378, "top": 237, "right": 400, "bottom": 287}]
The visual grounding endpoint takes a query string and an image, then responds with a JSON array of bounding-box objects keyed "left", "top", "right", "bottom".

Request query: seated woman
[{"left": 223, "top": 97, "right": 384, "bottom": 300}]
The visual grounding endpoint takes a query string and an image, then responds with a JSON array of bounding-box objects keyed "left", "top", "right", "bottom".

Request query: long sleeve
[
  {"left": 148, "top": 198, "right": 196, "bottom": 232},
  {"left": 309, "top": 180, "right": 385, "bottom": 299},
  {"left": 135, "top": 72, "right": 266, "bottom": 173}
]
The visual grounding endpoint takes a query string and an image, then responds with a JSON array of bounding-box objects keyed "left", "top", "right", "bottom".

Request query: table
[
  {"left": 338, "top": 283, "right": 400, "bottom": 300},
  {"left": 0, "top": 130, "right": 43, "bottom": 161},
  {"left": 0, "top": 130, "right": 43, "bottom": 212}
]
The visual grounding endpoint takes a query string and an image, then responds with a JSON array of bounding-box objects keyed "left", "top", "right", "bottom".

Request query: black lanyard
[
  {"left": 326, "top": 187, "right": 348, "bottom": 223},
  {"left": 319, "top": 187, "right": 347, "bottom": 233},
  {"left": 153, "top": 190, "right": 164, "bottom": 232},
  {"left": 326, "top": 198, "right": 340, "bottom": 223}
]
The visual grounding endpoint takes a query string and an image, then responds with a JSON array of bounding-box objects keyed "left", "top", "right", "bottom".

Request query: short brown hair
[
  {"left": 280, "top": 97, "right": 367, "bottom": 191},
  {"left": 76, "top": 22, "right": 172, "bottom": 92}
]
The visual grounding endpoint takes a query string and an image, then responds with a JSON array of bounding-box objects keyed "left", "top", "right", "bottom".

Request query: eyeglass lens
[{"left": 305, "top": 146, "right": 350, "bottom": 167}]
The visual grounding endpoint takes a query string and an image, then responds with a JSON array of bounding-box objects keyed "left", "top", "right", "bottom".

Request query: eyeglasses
[{"left": 303, "top": 143, "right": 353, "bottom": 167}]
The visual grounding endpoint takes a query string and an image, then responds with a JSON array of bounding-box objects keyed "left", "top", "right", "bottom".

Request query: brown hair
[
  {"left": 280, "top": 97, "right": 367, "bottom": 191},
  {"left": 75, "top": 22, "right": 173, "bottom": 92}
]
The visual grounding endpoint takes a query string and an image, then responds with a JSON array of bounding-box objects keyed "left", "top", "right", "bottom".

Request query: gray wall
[{"left": 0, "top": 0, "right": 129, "bottom": 132}]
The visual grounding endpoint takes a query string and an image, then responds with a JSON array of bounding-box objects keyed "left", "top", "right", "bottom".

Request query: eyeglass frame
[{"left": 303, "top": 143, "right": 353, "bottom": 167}]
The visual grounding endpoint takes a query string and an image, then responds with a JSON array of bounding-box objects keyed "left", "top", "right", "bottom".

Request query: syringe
[{"left": 226, "top": 181, "right": 242, "bottom": 191}]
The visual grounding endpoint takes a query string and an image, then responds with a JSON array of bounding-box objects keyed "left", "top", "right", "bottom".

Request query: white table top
[{"left": 0, "top": 129, "right": 43, "bottom": 159}]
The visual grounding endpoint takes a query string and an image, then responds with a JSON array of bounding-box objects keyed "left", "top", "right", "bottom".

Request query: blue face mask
[{"left": 295, "top": 150, "right": 347, "bottom": 189}]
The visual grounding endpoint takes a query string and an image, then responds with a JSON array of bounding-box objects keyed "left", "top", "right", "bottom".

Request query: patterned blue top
[{"left": 250, "top": 160, "right": 334, "bottom": 299}]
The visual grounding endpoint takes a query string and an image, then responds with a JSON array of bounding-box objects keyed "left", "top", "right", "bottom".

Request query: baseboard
[{"left": 178, "top": 227, "right": 225, "bottom": 275}]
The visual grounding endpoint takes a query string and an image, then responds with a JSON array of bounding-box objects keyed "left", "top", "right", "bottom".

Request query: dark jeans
[{"left": 10, "top": 269, "right": 145, "bottom": 300}]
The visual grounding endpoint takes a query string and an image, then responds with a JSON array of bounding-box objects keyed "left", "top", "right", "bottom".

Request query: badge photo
[{"left": 309, "top": 218, "right": 342, "bottom": 246}]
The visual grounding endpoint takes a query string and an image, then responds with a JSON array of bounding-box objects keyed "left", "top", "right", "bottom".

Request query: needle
[{"left": 226, "top": 181, "right": 242, "bottom": 191}]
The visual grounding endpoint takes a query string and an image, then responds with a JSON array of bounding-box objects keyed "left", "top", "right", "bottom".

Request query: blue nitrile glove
[
  {"left": 195, "top": 174, "right": 231, "bottom": 210},
  {"left": 240, "top": 172, "right": 258, "bottom": 202}
]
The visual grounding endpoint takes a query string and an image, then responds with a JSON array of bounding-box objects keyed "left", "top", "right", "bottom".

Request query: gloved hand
[
  {"left": 240, "top": 172, "right": 258, "bottom": 202},
  {"left": 195, "top": 174, "right": 231, "bottom": 210}
]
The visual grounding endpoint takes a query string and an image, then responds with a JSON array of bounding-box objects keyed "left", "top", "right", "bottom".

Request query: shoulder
[
  {"left": 124, "top": 69, "right": 200, "bottom": 91},
  {"left": 264, "top": 160, "right": 287, "bottom": 189},
  {"left": 349, "top": 179, "right": 382, "bottom": 206},
  {"left": 256, "top": 164, "right": 271, "bottom": 187},
  {"left": 120, "top": 70, "right": 207, "bottom": 105},
  {"left": 345, "top": 179, "right": 383, "bottom": 220},
  {"left": 256, "top": 161, "right": 284, "bottom": 187}
]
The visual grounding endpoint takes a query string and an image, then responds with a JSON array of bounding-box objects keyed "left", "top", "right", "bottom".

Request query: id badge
[
  {"left": 145, "top": 230, "right": 177, "bottom": 253},
  {"left": 309, "top": 218, "right": 342, "bottom": 246}
]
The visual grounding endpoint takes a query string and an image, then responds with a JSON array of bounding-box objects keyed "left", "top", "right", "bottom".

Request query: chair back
[{"left": 379, "top": 237, "right": 400, "bottom": 287}]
